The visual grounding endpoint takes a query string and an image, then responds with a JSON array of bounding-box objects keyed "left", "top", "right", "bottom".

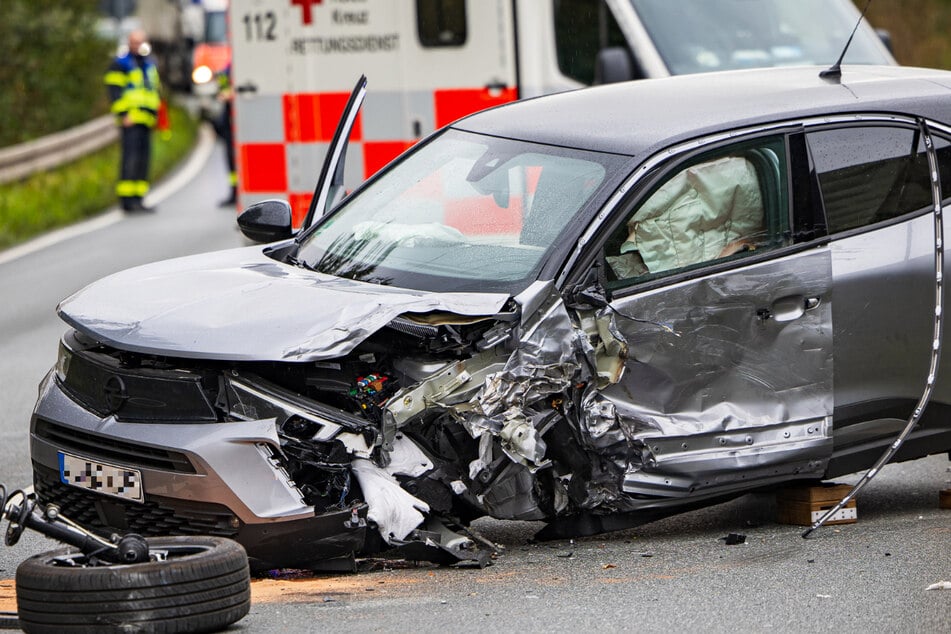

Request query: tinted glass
[
  {"left": 629, "top": 0, "right": 891, "bottom": 75},
  {"left": 417, "top": 0, "right": 467, "bottom": 47},
  {"left": 808, "top": 126, "right": 931, "bottom": 233},
  {"left": 604, "top": 136, "right": 789, "bottom": 286},
  {"left": 554, "top": 0, "right": 627, "bottom": 84},
  {"left": 297, "top": 129, "right": 625, "bottom": 294},
  {"left": 933, "top": 134, "right": 951, "bottom": 203}
]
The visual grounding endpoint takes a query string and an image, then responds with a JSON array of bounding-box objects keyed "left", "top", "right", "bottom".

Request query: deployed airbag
[{"left": 612, "top": 156, "right": 764, "bottom": 275}]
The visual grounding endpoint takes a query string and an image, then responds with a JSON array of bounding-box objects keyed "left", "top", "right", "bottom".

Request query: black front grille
[
  {"left": 387, "top": 317, "right": 440, "bottom": 339},
  {"left": 60, "top": 337, "right": 218, "bottom": 423},
  {"left": 33, "top": 464, "right": 239, "bottom": 538},
  {"left": 34, "top": 418, "right": 196, "bottom": 474}
]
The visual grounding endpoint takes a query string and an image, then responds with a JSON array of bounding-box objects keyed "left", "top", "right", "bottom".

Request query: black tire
[{"left": 14, "top": 536, "right": 250, "bottom": 634}]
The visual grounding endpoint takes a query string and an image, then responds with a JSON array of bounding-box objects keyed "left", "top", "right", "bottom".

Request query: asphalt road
[
  {"left": 0, "top": 129, "right": 949, "bottom": 632},
  {"left": 0, "top": 125, "right": 244, "bottom": 576},
  {"left": 236, "top": 454, "right": 951, "bottom": 633}
]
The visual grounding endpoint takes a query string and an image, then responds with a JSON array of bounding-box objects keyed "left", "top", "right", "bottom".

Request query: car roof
[{"left": 452, "top": 65, "right": 951, "bottom": 156}]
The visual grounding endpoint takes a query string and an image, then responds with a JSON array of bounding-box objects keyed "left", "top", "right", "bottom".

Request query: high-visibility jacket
[
  {"left": 104, "top": 53, "right": 161, "bottom": 128},
  {"left": 216, "top": 64, "right": 232, "bottom": 98}
]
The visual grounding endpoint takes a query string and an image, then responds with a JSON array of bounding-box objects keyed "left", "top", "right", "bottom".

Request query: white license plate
[{"left": 59, "top": 452, "right": 143, "bottom": 503}]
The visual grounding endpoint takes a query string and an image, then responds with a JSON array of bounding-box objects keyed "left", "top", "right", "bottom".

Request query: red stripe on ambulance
[
  {"left": 284, "top": 93, "right": 363, "bottom": 143},
  {"left": 434, "top": 87, "right": 518, "bottom": 128},
  {"left": 239, "top": 143, "right": 287, "bottom": 192},
  {"left": 363, "top": 141, "right": 414, "bottom": 177},
  {"left": 288, "top": 192, "right": 312, "bottom": 228}
]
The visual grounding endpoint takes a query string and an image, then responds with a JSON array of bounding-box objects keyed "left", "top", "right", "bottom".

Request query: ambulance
[{"left": 228, "top": 0, "right": 894, "bottom": 226}]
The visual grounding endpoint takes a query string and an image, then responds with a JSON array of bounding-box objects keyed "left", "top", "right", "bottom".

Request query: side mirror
[
  {"left": 875, "top": 28, "right": 894, "bottom": 56},
  {"left": 594, "top": 47, "right": 635, "bottom": 84},
  {"left": 237, "top": 199, "right": 294, "bottom": 243}
]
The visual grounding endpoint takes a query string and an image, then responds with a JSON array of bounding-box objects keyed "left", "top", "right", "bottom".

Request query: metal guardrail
[{"left": 0, "top": 115, "right": 117, "bottom": 185}]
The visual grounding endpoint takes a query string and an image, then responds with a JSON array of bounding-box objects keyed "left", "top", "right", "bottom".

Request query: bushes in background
[
  {"left": 0, "top": 1, "right": 114, "bottom": 147},
  {"left": 860, "top": 0, "right": 951, "bottom": 69},
  {"left": 0, "top": 103, "right": 198, "bottom": 249}
]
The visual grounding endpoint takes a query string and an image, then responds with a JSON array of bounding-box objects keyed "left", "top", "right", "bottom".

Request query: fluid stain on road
[
  {"left": 0, "top": 579, "right": 15, "bottom": 613},
  {"left": 251, "top": 572, "right": 429, "bottom": 604}
]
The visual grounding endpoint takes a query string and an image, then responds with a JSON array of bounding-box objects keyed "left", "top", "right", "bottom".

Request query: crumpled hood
[{"left": 57, "top": 246, "right": 510, "bottom": 361}]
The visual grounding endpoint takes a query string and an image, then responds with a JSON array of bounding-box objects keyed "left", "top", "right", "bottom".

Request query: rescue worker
[
  {"left": 212, "top": 64, "right": 237, "bottom": 207},
  {"left": 105, "top": 30, "right": 161, "bottom": 212}
]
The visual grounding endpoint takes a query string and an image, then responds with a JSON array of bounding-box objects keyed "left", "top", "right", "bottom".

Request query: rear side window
[
  {"left": 553, "top": 0, "right": 627, "bottom": 84},
  {"left": 417, "top": 0, "right": 467, "bottom": 47},
  {"left": 807, "top": 126, "right": 932, "bottom": 234}
]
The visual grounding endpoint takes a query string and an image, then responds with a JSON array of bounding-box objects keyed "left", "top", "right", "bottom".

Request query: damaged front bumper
[
  {"left": 31, "top": 370, "right": 371, "bottom": 569},
  {"left": 31, "top": 345, "right": 492, "bottom": 569}
]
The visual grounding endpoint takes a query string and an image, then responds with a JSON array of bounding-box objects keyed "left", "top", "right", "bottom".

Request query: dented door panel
[{"left": 605, "top": 248, "right": 835, "bottom": 498}]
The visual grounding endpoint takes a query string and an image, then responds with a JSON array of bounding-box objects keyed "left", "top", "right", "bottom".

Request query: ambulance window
[
  {"left": 417, "top": 0, "right": 467, "bottom": 47},
  {"left": 554, "top": 0, "right": 626, "bottom": 84}
]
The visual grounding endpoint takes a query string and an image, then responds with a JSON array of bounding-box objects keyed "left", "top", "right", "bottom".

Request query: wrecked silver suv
[{"left": 32, "top": 67, "right": 951, "bottom": 569}]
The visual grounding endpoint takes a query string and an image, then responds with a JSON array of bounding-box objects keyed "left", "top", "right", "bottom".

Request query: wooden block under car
[
  {"left": 940, "top": 488, "right": 951, "bottom": 510},
  {"left": 776, "top": 482, "right": 858, "bottom": 526}
]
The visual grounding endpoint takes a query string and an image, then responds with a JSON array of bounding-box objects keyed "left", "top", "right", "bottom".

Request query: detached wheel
[{"left": 14, "top": 536, "right": 250, "bottom": 634}]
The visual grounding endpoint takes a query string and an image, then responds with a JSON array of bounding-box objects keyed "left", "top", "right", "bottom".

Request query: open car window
[{"left": 604, "top": 135, "right": 790, "bottom": 288}]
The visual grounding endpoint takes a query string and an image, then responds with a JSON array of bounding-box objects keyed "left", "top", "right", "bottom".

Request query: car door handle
[
  {"left": 236, "top": 82, "right": 258, "bottom": 94},
  {"left": 757, "top": 295, "right": 821, "bottom": 322}
]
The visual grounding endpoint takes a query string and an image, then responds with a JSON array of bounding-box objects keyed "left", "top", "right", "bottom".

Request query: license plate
[{"left": 59, "top": 452, "right": 143, "bottom": 503}]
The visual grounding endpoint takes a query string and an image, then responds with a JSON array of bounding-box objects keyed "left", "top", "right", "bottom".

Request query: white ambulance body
[{"left": 229, "top": 0, "right": 893, "bottom": 226}]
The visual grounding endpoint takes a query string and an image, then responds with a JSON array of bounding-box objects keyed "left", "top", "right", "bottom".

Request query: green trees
[
  {"left": 0, "top": 1, "right": 114, "bottom": 147},
  {"left": 861, "top": 0, "right": 951, "bottom": 69}
]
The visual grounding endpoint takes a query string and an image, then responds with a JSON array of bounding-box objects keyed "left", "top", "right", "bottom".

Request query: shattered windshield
[
  {"left": 629, "top": 0, "right": 892, "bottom": 75},
  {"left": 296, "top": 129, "right": 624, "bottom": 293}
]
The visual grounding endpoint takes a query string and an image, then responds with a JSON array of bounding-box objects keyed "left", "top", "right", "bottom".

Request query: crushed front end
[{"left": 32, "top": 271, "right": 834, "bottom": 569}]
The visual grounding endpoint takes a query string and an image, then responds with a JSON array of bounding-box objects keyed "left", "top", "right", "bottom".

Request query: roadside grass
[{"left": 0, "top": 103, "right": 198, "bottom": 250}]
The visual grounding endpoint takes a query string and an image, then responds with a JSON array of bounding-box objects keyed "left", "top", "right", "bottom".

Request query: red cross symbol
[{"left": 291, "top": 0, "right": 323, "bottom": 25}]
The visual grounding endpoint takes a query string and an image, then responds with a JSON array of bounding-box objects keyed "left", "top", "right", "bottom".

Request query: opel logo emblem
[{"left": 103, "top": 375, "right": 128, "bottom": 414}]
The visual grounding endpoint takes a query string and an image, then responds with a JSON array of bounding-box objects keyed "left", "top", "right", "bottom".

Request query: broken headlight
[
  {"left": 54, "top": 339, "right": 72, "bottom": 383},
  {"left": 223, "top": 372, "right": 376, "bottom": 457}
]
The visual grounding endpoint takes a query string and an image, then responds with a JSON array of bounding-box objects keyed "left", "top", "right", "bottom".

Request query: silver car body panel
[
  {"left": 57, "top": 245, "right": 509, "bottom": 362},
  {"left": 830, "top": 212, "right": 939, "bottom": 408}
]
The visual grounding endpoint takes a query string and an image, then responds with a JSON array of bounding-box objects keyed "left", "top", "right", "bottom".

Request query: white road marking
[
  {"left": 0, "top": 124, "right": 217, "bottom": 267},
  {"left": 144, "top": 124, "right": 217, "bottom": 207}
]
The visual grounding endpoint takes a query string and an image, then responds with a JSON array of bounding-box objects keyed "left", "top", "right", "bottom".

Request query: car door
[
  {"left": 805, "top": 120, "right": 941, "bottom": 475},
  {"left": 300, "top": 75, "right": 368, "bottom": 231},
  {"left": 577, "top": 130, "right": 835, "bottom": 501}
]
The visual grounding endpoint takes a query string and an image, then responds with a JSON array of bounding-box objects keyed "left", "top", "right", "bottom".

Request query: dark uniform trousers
[
  {"left": 120, "top": 124, "right": 152, "bottom": 209},
  {"left": 105, "top": 51, "right": 160, "bottom": 211}
]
